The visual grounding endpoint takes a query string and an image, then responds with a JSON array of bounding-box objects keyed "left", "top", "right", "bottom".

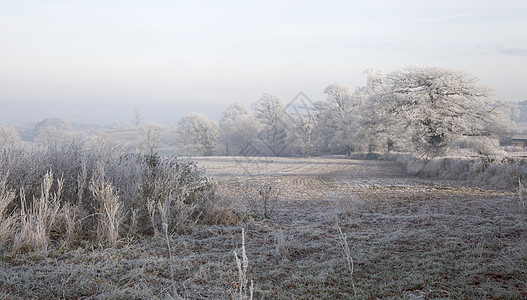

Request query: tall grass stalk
[
  {"left": 234, "top": 228, "right": 253, "bottom": 300},
  {"left": 337, "top": 225, "right": 357, "bottom": 300},
  {"left": 61, "top": 202, "right": 78, "bottom": 247},
  {"left": 147, "top": 198, "right": 158, "bottom": 238},
  {"left": 518, "top": 178, "right": 525, "bottom": 214},
  {"left": 158, "top": 193, "right": 182, "bottom": 299},
  {"left": 76, "top": 158, "right": 88, "bottom": 206}
]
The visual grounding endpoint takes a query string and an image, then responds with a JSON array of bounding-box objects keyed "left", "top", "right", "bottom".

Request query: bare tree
[
  {"left": 313, "top": 83, "right": 363, "bottom": 154},
  {"left": 291, "top": 112, "right": 318, "bottom": 156},
  {"left": 133, "top": 108, "right": 143, "bottom": 127},
  {"left": 177, "top": 113, "right": 219, "bottom": 156},
  {"left": 138, "top": 121, "right": 164, "bottom": 156},
  {"left": 219, "top": 103, "right": 261, "bottom": 155},
  {"left": 253, "top": 94, "right": 290, "bottom": 156}
]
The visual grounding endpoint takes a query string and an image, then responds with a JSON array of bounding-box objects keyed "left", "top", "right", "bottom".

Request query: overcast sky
[{"left": 1, "top": 0, "right": 527, "bottom": 124}]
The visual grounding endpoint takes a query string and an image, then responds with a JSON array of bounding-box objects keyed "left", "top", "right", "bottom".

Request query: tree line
[{"left": 176, "top": 66, "right": 514, "bottom": 158}]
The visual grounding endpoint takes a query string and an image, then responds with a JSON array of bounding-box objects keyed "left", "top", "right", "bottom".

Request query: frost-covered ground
[{"left": 1, "top": 156, "right": 526, "bottom": 299}]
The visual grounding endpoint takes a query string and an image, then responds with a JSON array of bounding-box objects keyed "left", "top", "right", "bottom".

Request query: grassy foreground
[{"left": 1, "top": 156, "right": 526, "bottom": 299}]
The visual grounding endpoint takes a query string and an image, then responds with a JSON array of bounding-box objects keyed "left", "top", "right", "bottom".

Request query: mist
[{"left": 1, "top": 100, "right": 229, "bottom": 125}]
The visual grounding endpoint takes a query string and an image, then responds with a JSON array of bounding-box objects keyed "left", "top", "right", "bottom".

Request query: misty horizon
[
  {"left": 0, "top": 87, "right": 331, "bottom": 126},
  {"left": 2, "top": 0, "right": 527, "bottom": 127}
]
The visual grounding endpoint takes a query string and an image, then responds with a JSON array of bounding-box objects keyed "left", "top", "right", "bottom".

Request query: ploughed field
[
  {"left": 197, "top": 156, "right": 526, "bottom": 299},
  {"left": 1, "top": 156, "right": 525, "bottom": 299}
]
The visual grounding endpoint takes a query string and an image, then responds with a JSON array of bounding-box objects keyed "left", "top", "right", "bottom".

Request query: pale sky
[{"left": 1, "top": 0, "right": 527, "bottom": 123}]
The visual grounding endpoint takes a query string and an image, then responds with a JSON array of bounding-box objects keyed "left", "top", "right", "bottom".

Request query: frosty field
[{"left": 1, "top": 156, "right": 526, "bottom": 299}]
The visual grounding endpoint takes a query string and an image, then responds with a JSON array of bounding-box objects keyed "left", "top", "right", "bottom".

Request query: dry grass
[
  {"left": 1, "top": 156, "right": 526, "bottom": 299},
  {"left": 13, "top": 171, "right": 63, "bottom": 254},
  {"left": 89, "top": 166, "right": 123, "bottom": 248},
  {"left": 0, "top": 174, "right": 16, "bottom": 245}
]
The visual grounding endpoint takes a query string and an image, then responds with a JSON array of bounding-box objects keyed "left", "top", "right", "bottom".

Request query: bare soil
[{"left": 1, "top": 156, "right": 526, "bottom": 299}]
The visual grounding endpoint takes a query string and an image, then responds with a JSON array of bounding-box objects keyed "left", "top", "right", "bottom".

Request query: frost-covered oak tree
[{"left": 364, "top": 67, "right": 512, "bottom": 157}]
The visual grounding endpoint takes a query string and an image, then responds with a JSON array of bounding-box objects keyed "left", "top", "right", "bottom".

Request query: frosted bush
[
  {"left": 465, "top": 136, "right": 503, "bottom": 156},
  {"left": 385, "top": 152, "right": 527, "bottom": 190},
  {"left": 0, "top": 137, "right": 230, "bottom": 252},
  {"left": 504, "top": 145, "right": 524, "bottom": 152}
]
